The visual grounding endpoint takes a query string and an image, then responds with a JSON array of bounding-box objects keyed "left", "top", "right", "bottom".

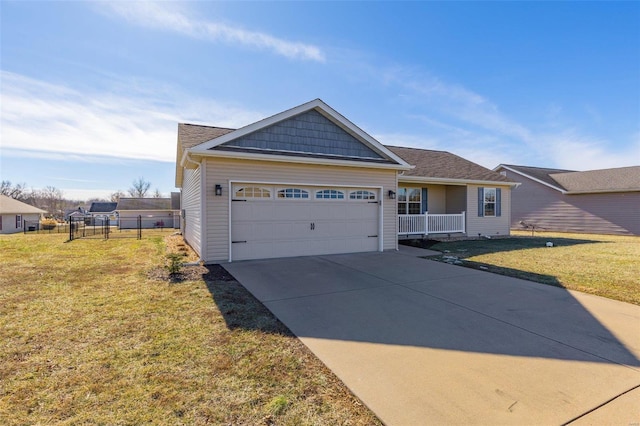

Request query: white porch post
[
  {"left": 462, "top": 211, "right": 466, "bottom": 233},
  {"left": 424, "top": 211, "right": 429, "bottom": 235}
]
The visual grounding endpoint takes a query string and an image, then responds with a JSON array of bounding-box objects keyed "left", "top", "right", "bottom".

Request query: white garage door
[{"left": 231, "top": 184, "right": 380, "bottom": 261}]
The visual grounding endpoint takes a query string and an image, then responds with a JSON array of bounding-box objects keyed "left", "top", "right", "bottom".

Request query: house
[
  {"left": 0, "top": 195, "right": 46, "bottom": 234},
  {"left": 116, "top": 195, "right": 180, "bottom": 229},
  {"left": 175, "top": 99, "right": 517, "bottom": 263},
  {"left": 389, "top": 146, "right": 516, "bottom": 239},
  {"left": 87, "top": 202, "right": 118, "bottom": 225},
  {"left": 494, "top": 164, "right": 640, "bottom": 235}
]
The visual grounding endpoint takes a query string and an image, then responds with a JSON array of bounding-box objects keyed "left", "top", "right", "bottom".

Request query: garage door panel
[{"left": 231, "top": 187, "right": 380, "bottom": 261}]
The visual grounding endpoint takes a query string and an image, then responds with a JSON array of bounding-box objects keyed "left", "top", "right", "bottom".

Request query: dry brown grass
[{"left": 0, "top": 233, "right": 380, "bottom": 425}]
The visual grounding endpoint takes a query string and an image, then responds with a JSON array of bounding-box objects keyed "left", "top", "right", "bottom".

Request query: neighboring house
[
  {"left": 0, "top": 195, "right": 46, "bottom": 234},
  {"left": 175, "top": 99, "right": 517, "bottom": 263},
  {"left": 65, "top": 207, "right": 87, "bottom": 221},
  {"left": 494, "top": 164, "right": 640, "bottom": 235},
  {"left": 116, "top": 195, "right": 180, "bottom": 229},
  {"left": 88, "top": 202, "right": 118, "bottom": 225}
]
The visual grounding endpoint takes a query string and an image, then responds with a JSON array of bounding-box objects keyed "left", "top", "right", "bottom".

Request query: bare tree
[
  {"left": 31, "top": 186, "right": 65, "bottom": 219},
  {"left": 1, "top": 181, "right": 28, "bottom": 200},
  {"left": 152, "top": 188, "right": 163, "bottom": 198},
  {"left": 110, "top": 190, "right": 125, "bottom": 202},
  {"left": 128, "top": 177, "right": 151, "bottom": 198}
]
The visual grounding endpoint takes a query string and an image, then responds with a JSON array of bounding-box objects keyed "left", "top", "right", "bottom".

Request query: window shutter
[
  {"left": 496, "top": 188, "right": 502, "bottom": 217},
  {"left": 421, "top": 188, "right": 428, "bottom": 214},
  {"left": 477, "top": 187, "right": 484, "bottom": 217}
]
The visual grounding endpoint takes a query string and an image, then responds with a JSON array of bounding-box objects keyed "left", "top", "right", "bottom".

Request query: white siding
[
  {"left": 466, "top": 184, "right": 512, "bottom": 237},
  {"left": 203, "top": 157, "right": 397, "bottom": 263},
  {"left": 0, "top": 213, "right": 41, "bottom": 234},
  {"left": 181, "top": 167, "right": 202, "bottom": 257}
]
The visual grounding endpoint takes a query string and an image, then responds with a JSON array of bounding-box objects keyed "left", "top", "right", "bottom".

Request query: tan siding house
[
  {"left": 175, "top": 99, "right": 518, "bottom": 263},
  {"left": 495, "top": 164, "right": 640, "bottom": 235},
  {"left": 176, "top": 99, "right": 410, "bottom": 263}
]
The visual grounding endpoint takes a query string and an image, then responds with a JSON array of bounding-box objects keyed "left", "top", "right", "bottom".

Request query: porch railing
[{"left": 398, "top": 212, "right": 466, "bottom": 235}]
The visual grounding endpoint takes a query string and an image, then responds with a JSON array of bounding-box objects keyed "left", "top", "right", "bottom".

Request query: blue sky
[{"left": 1, "top": 1, "right": 638, "bottom": 201}]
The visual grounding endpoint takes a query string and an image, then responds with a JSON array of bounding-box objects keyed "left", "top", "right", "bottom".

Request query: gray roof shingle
[
  {"left": 178, "top": 123, "right": 235, "bottom": 150},
  {"left": 501, "top": 164, "right": 640, "bottom": 193},
  {"left": 550, "top": 166, "right": 640, "bottom": 193},
  {"left": 387, "top": 146, "right": 515, "bottom": 183},
  {"left": 116, "top": 198, "right": 174, "bottom": 211},
  {"left": 88, "top": 202, "right": 117, "bottom": 213},
  {"left": 500, "top": 165, "right": 575, "bottom": 190},
  {"left": 0, "top": 195, "right": 47, "bottom": 214}
]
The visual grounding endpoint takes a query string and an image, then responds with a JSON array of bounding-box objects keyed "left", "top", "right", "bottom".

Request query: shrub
[
  {"left": 165, "top": 253, "right": 184, "bottom": 275},
  {"left": 40, "top": 218, "right": 57, "bottom": 230}
]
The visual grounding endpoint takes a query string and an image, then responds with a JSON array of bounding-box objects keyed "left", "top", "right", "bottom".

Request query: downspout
[{"left": 179, "top": 150, "right": 204, "bottom": 264}]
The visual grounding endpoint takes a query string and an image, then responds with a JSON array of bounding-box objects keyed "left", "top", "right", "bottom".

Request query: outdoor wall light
[
  {"left": 215, "top": 184, "right": 223, "bottom": 196},
  {"left": 388, "top": 190, "right": 396, "bottom": 200}
]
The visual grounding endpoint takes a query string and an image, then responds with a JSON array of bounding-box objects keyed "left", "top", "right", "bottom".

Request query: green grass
[
  {"left": 0, "top": 233, "right": 380, "bottom": 425},
  {"left": 421, "top": 231, "right": 640, "bottom": 305}
]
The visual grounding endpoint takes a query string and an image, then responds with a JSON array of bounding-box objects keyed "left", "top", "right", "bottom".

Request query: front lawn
[
  {"left": 409, "top": 231, "right": 640, "bottom": 305},
  {"left": 0, "top": 233, "right": 380, "bottom": 425}
]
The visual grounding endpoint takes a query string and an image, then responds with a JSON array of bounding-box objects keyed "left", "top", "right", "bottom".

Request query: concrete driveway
[{"left": 223, "top": 249, "right": 640, "bottom": 425}]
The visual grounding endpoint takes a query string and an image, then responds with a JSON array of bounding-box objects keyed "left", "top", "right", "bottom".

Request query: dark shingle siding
[{"left": 216, "top": 110, "right": 384, "bottom": 159}]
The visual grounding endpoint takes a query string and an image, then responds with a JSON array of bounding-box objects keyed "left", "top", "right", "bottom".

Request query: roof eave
[
  {"left": 399, "top": 175, "right": 519, "bottom": 187},
  {"left": 188, "top": 148, "right": 413, "bottom": 171},
  {"left": 564, "top": 189, "right": 640, "bottom": 195}
]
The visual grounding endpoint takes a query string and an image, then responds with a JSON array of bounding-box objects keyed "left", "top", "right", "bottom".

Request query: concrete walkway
[{"left": 223, "top": 251, "right": 640, "bottom": 425}]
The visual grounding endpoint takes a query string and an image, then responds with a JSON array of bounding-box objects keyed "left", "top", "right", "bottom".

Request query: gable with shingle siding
[{"left": 215, "top": 110, "right": 386, "bottom": 160}]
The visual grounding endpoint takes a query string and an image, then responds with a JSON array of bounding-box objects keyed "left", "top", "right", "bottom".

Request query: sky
[{"left": 1, "top": 1, "right": 639, "bottom": 201}]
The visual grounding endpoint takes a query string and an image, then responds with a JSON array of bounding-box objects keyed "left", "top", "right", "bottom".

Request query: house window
[
  {"left": 478, "top": 187, "right": 502, "bottom": 217},
  {"left": 484, "top": 188, "right": 496, "bottom": 217},
  {"left": 277, "top": 188, "right": 309, "bottom": 199},
  {"left": 16, "top": 214, "right": 22, "bottom": 229},
  {"left": 316, "top": 189, "right": 344, "bottom": 199},
  {"left": 234, "top": 186, "right": 271, "bottom": 199},
  {"left": 0, "top": 216, "right": 2, "bottom": 231},
  {"left": 397, "top": 188, "right": 421, "bottom": 215},
  {"left": 349, "top": 190, "right": 376, "bottom": 200}
]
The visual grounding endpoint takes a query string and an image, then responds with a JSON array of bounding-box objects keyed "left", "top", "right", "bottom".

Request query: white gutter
[
  {"left": 399, "top": 175, "right": 520, "bottom": 187},
  {"left": 188, "top": 149, "right": 414, "bottom": 171}
]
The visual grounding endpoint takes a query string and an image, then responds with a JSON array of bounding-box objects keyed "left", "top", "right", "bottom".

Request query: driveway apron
[{"left": 223, "top": 251, "right": 640, "bottom": 425}]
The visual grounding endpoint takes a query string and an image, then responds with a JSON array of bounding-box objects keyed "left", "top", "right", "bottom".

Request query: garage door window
[
  {"left": 277, "top": 188, "right": 309, "bottom": 199},
  {"left": 316, "top": 189, "right": 345, "bottom": 199},
  {"left": 349, "top": 190, "right": 376, "bottom": 200},
  {"left": 234, "top": 186, "right": 271, "bottom": 199}
]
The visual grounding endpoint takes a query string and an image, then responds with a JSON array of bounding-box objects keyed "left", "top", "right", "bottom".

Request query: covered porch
[
  {"left": 396, "top": 183, "right": 467, "bottom": 236},
  {"left": 398, "top": 211, "right": 466, "bottom": 236}
]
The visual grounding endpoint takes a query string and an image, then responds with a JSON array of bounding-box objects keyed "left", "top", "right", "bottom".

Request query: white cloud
[
  {"left": 369, "top": 65, "right": 638, "bottom": 170},
  {"left": 0, "top": 71, "right": 263, "bottom": 164},
  {"left": 101, "top": 1, "right": 325, "bottom": 62},
  {"left": 538, "top": 131, "right": 640, "bottom": 170}
]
